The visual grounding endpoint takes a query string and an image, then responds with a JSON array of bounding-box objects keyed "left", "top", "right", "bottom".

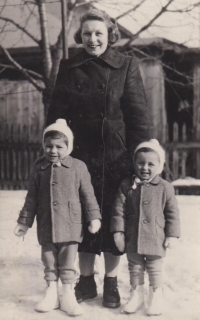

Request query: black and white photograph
[{"left": 0, "top": 1, "right": 200, "bottom": 319}]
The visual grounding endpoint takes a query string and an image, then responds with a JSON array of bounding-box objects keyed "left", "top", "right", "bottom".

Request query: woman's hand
[
  {"left": 114, "top": 232, "right": 125, "bottom": 252},
  {"left": 14, "top": 223, "right": 29, "bottom": 237},
  {"left": 88, "top": 219, "right": 101, "bottom": 234},
  {"left": 164, "top": 237, "right": 178, "bottom": 249}
]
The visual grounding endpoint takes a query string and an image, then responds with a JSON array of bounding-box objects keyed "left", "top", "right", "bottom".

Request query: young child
[
  {"left": 110, "top": 139, "right": 180, "bottom": 316},
  {"left": 14, "top": 119, "right": 101, "bottom": 316}
]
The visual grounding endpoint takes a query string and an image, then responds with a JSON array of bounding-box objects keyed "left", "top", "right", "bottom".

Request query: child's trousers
[
  {"left": 127, "top": 253, "right": 163, "bottom": 287},
  {"left": 41, "top": 242, "right": 78, "bottom": 284}
]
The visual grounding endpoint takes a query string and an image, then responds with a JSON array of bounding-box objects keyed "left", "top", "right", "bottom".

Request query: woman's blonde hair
[{"left": 74, "top": 8, "right": 121, "bottom": 45}]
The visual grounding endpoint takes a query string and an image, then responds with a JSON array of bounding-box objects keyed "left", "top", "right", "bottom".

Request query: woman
[{"left": 46, "top": 8, "right": 151, "bottom": 308}]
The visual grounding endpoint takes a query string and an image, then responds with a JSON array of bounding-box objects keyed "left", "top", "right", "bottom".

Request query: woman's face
[{"left": 81, "top": 20, "right": 108, "bottom": 56}]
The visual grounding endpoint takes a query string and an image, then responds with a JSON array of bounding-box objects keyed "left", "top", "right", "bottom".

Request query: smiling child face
[
  {"left": 134, "top": 150, "right": 160, "bottom": 181},
  {"left": 44, "top": 137, "right": 68, "bottom": 163}
]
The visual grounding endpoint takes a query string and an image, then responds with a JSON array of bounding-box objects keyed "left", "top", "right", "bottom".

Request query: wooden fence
[
  {"left": 0, "top": 123, "right": 42, "bottom": 190},
  {"left": 1, "top": 122, "right": 200, "bottom": 190},
  {"left": 164, "top": 122, "right": 200, "bottom": 181}
]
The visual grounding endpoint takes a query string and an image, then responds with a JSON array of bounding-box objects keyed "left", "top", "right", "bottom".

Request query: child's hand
[
  {"left": 14, "top": 223, "right": 29, "bottom": 237},
  {"left": 164, "top": 237, "right": 178, "bottom": 249},
  {"left": 114, "top": 232, "right": 125, "bottom": 252},
  {"left": 88, "top": 219, "right": 101, "bottom": 234}
]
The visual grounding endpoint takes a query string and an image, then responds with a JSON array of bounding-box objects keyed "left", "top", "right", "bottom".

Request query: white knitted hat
[
  {"left": 43, "top": 119, "right": 73, "bottom": 156},
  {"left": 134, "top": 139, "right": 165, "bottom": 174}
]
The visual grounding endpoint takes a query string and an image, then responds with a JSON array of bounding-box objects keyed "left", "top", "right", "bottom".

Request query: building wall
[{"left": 140, "top": 60, "right": 166, "bottom": 143}]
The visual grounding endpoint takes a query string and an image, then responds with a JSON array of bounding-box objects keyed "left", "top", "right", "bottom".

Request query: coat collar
[
  {"left": 132, "top": 174, "right": 162, "bottom": 186},
  {"left": 67, "top": 46, "right": 125, "bottom": 69},
  {"left": 150, "top": 175, "right": 162, "bottom": 185},
  {"left": 40, "top": 156, "right": 72, "bottom": 170}
]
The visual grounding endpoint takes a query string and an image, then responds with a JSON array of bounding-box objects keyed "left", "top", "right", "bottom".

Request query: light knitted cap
[
  {"left": 134, "top": 139, "right": 165, "bottom": 174},
  {"left": 43, "top": 119, "right": 73, "bottom": 156}
]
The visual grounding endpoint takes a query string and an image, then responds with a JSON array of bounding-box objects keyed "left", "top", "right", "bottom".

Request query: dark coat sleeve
[
  {"left": 17, "top": 165, "right": 39, "bottom": 227},
  {"left": 46, "top": 59, "right": 69, "bottom": 126},
  {"left": 121, "top": 56, "right": 152, "bottom": 154},
  {"left": 79, "top": 162, "right": 102, "bottom": 223}
]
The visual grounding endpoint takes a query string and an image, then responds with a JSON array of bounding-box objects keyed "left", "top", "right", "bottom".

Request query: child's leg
[
  {"left": 41, "top": 243, "right": 59, "bottom": 281},
  {"left": 127, "top": 253, "right": 145, "bottom": 286},
  {"left": 58, "top": 241, "right": 78, "bottom": 284},
  {"left": 145, "top": 255, "right": 163, "bottom": 316},
  {"left": 35, "top": 243, "right": 59, "bottom": 312},
  {"left": 122, "top": 253, "right": 145, "bottom": 314},
  {"left": 145, "top": 255, "right": 163, "bottom": 287},
  {"left": 58, "top": 242, "right": 83, "bottom": 316}
]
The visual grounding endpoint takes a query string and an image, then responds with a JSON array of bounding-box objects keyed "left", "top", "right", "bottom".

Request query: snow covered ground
[{"left": 0, "top": 191, "right": 200, "bottom": 320}]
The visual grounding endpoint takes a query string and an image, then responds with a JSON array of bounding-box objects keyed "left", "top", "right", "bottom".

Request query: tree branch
[
  {"left": 0, "top": 45, "right": 44, "bottom": 91},
  {"left": 115, "top": 0, "right": 148, "bottom": 20},
  {"left": 0, "top": 16, "right": 40, "bottom": 45},
  {"left": 128, "top": 47, "right": 193, "bottom": 85},
  {"left": 49, "top": 0, "right": 76, "bottom": 88},
  {"left": 0, "top": 63, "right": 44, "bottom": 80},
  {"left": 120, "top": 0, "right": 174, "bottom": 52}
]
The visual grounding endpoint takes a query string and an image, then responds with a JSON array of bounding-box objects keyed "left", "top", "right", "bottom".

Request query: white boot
[
  {"left": 121, "top": 285, "right": 144, "bottom": 314},
  {"left": 35, "top": 281, "right": 59, "bottom": 312},
  {"left": 61, "top": 284, "right": 83, "bottom": 316},
  {"left": 146, "top": 286, "right": 162, "bottom": 316}
]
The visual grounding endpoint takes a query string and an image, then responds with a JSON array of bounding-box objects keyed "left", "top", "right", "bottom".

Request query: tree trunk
[{"left": 36, "top": 0, "right": 52, "bottom": 82}]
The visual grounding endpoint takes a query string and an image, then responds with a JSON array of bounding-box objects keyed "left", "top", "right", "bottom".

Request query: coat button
[
  {"left": 77, "top": 85, "right": 81, "bottom": 90},
  {"left": 143, "top": 219, "right": 148, "bottom": 224},
  {"left": 101, "top": 84, "right": 105, "bottom": 89},
  {"left": 146, "top": 184, "right": 150, "bottom": 187},
  {"left": 143, "top": 200, "right": 148, "bottom": 205},
  {"left": 53, "top": 201, "right": 58, "bottom": 206}
]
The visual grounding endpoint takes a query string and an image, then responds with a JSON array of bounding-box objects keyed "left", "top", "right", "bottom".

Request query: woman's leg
[
  {"left": 78, "top": 252, "right": 96, "bottom": 276},
  {"left": 104, "top": 252, "right": 120, "bottom": 276},
  {"left": 74, "top": 252, "right": 97, "bottom": 302},
  {"left": 102, "top": 252, "right": 121, "bottom": 308}
]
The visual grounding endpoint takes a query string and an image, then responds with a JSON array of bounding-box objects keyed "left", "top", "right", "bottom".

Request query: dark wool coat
[
  {"left": 17, "top": 156, "right": 101, "bottom": 245},
  {"left": 111, "top": 175, "right": 181, "bottom": 257},
  {"left": 46, "top": 47, "right": 151, "bottom": 253}
]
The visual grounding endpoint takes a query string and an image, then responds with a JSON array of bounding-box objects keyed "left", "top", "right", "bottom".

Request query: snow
[
  {"left": 0, "top": 191, "right": 200, "bottom": 320},
  {"left": 172, "top": 177, "right": 200, "bottom": 186}
]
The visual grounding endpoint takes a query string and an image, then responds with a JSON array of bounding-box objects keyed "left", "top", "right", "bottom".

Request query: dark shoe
[
  {"left": 75, "top": 274, "right": 97, "bottom": 303},
  {"left": 103, "top": 276, "right": 121, "bottom": 308}
]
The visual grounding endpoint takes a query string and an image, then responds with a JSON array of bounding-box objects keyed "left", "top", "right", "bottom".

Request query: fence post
[{"left": 172, "top": 122, "right": 179, "bottom": 180}]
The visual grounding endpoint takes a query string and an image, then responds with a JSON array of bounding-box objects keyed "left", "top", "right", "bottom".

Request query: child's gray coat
[
  {"left": 17, "top": 156, "right": 101, "bottom": 245},
  {"left": 111, "top": 175, "right": 180, "bottom": 257}
]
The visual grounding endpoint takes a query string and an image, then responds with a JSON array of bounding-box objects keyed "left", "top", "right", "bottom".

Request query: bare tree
[{"left": 0, "top": 0, "right": 199, "bottom": 115}]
